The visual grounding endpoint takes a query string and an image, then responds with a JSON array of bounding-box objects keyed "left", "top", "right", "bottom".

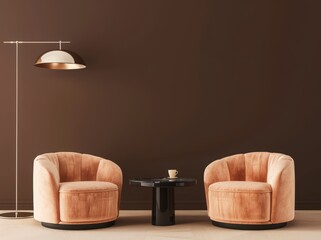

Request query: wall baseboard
[
  {"left": 295, "top": 201, "right": 321, "bottom": 210},
  {"left": 0, "top": 201, "right": 320, "bottom": 210},
  {"left": 121, "top": 201, "right": 207, "bottom": 210},
  {"left": 0, "top": 201, "right": 33, "bottom": 210}
]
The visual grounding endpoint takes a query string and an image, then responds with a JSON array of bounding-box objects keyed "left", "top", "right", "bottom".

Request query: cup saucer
[{"left": 167, "top": 177, "right": 177, "bottom": 179}]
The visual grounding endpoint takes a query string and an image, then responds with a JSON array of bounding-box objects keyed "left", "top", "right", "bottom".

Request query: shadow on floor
[
  {"left": 115, "top": 212, "right": 209, "bottom": 227},
  {"left": 286, "top": 219, "right": 321, "bottom": 232},
  {"left": 115, "top": 215, "right": 151, "bottom": 227}
]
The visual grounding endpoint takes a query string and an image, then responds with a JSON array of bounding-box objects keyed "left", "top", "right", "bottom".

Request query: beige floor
[{"left": 0, "top": 210, "right": 320, "bottom": 240}]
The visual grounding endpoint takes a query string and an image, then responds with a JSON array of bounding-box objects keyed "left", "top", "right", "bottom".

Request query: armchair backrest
[
  {"left": 39, "top": 152, "right": 105, "bottom": 182},
  {"left": 225, "top": 152, "right": 270, "bottom": 182},
  {"left": 209, "top": 152, "right": 289, "bottom": 183},
  {"left": 57, "top": 152, "right": 101, "bottom": 182}
]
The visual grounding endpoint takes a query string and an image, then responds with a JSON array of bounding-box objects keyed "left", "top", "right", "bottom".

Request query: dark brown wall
[{"left": 0, "top": 0, "right": 320, "bottom": 210}]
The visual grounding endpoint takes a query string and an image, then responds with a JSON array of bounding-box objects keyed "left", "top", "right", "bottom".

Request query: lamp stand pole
[{"left": 0, "top": 40, "right": 71, "bottom": 219}]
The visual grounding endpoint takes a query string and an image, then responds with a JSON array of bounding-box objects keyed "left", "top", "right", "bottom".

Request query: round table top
[{"left": 129, "top": 177, "right": 197, "bottom": 187}]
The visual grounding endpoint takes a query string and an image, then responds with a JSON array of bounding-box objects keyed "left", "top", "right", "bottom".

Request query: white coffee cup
[{"left": 168, "top": 169, "right": 178, "bottom": 178}]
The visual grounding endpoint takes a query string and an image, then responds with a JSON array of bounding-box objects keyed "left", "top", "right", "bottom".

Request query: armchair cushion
[
  {"left": 209, "top": 181, "right": 271, "bottom": 223},
  {"left": 59, "top": 181, "right": 118, "bottom": 223}
]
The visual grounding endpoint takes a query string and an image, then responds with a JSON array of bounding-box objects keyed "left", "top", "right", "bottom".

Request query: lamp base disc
[{"left": 0, "top": 211, "right": 33, "bottom": 219}]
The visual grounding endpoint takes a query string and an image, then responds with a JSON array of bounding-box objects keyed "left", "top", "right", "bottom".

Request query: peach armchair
[
  {"left": 33, "top": 152, "right": 122, "bottom": 230},
  {"left": 204, "top": 152, "right": 295, "bottom": 230}
]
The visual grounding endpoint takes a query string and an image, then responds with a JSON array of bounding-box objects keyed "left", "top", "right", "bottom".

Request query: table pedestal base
[{"left": 152, "top": 187, "right": 175, "bottom": 226}]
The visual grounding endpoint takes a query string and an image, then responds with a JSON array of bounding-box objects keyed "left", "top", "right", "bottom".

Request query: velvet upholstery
[
  {"left": 33, "top": 152, "right": 122, "bottom": 226},
  {"left": 204, "top": 152, "right": 295, "bottom": 225},
  {"left": 59, "top": 181, "right": 118, "bottom": 223}
]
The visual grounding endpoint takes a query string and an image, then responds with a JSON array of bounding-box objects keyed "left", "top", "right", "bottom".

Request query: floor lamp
[{"left": 0, "top": 40, "right": 86, "bottom": 219}]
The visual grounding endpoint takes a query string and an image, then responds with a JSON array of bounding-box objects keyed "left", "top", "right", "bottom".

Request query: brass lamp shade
[{"left": 34, "top": 50, "right": 86, "bottom": 70}]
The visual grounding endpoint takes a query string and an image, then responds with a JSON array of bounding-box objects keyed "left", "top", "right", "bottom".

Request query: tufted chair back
[
  {"left": 41, "top": 152, "right": 101, "bottom": 182},
  {"left": 34, "top": 152, "right": 123, "bottom": 207}
]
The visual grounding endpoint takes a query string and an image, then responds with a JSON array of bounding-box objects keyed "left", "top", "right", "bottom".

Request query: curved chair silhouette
[
  {"left": 33, "top": 152, "right": 122, "bottom": 230},
  {"left": 204, "top": 152, "right": 295, "bottom": 230}
]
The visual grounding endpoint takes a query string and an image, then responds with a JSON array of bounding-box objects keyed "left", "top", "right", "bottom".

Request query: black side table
[{"left": 129, "top": 178, "right": 197, "bottom": 226}]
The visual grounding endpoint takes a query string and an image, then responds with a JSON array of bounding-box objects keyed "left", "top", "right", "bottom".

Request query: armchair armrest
[
  {"left": 33, "top": 154, "right": 60, "bottom": 223},
  {"left": 267, "top": 155, "right": 295, "bottom": 223},
  {"left": 96, "top": 159, "right": 123, "bottom": 208},
  {"left": 204, "top": 159, "right": 230, "bottom": 209}
]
